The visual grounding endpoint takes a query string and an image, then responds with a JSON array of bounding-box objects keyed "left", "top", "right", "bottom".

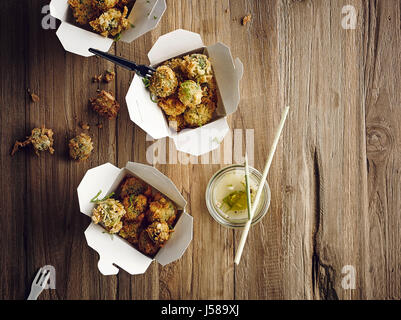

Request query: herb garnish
[{"left": 90, "top": 190, "right": 115, "bottom": 203}]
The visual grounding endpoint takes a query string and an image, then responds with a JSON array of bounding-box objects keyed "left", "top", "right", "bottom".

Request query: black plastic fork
[{"left": 89, "top": 48, "right": 156, "bottom": 78}]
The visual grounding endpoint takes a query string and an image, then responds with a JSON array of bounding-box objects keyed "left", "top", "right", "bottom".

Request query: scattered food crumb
[
  {"left": 27, "top": 89, "right": 40, "bottom": 103},
  {"left": 80, "top": 122, "right": 90, "bottom": 130},
  {"left": 92, "top": 74, "right": 103, "bottom": 83},
  {"left": 103, "top": 70, "right": 115, "bottom": 83},
  {"left": 92, "top": 70, "right": 116, "bottom": 83},
  {"left": 242, "top": 14, "right": 252, "bottom": 26},
  {"left": 97, "top": 123, "right": 103, "bottom": 129}
]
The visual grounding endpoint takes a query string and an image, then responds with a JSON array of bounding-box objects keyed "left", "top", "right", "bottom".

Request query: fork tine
[
  {"left": 37, "top": 269, "right": 49, "bottom": 286},
  {"left": 39, "top": 271, "right": 51, "bottom": 288},
  {"left": 33, "top": 268, "right": 43, "bottom": 284}
]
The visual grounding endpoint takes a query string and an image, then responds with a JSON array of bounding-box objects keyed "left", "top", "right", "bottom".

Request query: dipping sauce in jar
[{"left": 205, "top": 164, "right": 271, "bottom": 228}]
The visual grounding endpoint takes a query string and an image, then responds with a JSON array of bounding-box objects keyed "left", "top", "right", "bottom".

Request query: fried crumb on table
[
  {"left": 11, "top": 127, "right": 55, "bottom": 156},
  {"left": 89, "top": 90, "right": 120, "bottom": 119},
  {"left": 242, "top": 13, "right": 252, "bottom": 26}
]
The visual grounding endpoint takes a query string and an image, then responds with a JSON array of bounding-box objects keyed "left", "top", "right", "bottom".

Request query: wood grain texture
[{"left": 0, "top": 0, "right": 399, "bottom": 300}]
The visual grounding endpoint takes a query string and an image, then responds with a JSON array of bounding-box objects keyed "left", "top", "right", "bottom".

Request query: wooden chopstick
[{"left": 234, "top": 106, "right": 290, "bottom": 265}]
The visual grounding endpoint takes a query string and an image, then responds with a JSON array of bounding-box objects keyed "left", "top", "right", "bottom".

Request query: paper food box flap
[
  {"left": 126, "top": 75, "right": 169, "bottom": 139},
  {"left": 124, "top": 162, "right": 186, "bottom": 208},
  {"left": 121, "top": 0, "right": 166, "bottom": 43},
  {"left": 207, "top": 42, "right": 244, "bottom": 115},
  {"left": 85, "top": 223, "right": 153, "bottom": 275},
  {"left": 56, "top": 22, "right": 114, "bottom": 57},
  {"left": 77, "top": 163, "right": 122, "bottom": 217},
  {"left": 50, "top": 0, "right": 166, "bottom": 57},
  {"left": 155, "top": 212, "right": 193, "bottom": 265},
  {"left": 172, "top": 118, "right": 230, "bottom": 156},
  {"left": 148, "top": 29, "right": 204, "bottom": 65},
  {"left": 49, "top": 0, "right": 68, "bottom": 20}
]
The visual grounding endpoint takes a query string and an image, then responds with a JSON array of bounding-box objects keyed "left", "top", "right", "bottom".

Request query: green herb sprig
[{"left": 90, "top": 190, "right": 115, "bottom": 203}]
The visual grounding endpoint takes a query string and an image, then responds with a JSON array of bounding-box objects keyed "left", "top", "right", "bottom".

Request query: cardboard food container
[
  {"left": 49, "top": 0, "right": 166, "bottom": 57},
  {"left": 125, "top": 29, "right": 244, "bottom": 156},
  {"left": 77, "top": 162, "right": 193, "bottom": 275}
]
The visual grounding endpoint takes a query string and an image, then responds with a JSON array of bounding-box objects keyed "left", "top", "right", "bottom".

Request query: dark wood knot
[{"left": 366, "top": 122, "right": 394, "bottom": 162}]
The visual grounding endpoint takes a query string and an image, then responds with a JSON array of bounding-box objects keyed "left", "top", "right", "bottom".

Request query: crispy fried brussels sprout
[
  {"left": 119, "top": 176, "right": 151, "bottom": 199},
  {"left": 29, "top": 127, "right": 55, "bottom": 155},
  {"left": 162, "top": 58, "right": 186, "bottom": 83},
  {"left": 138, "top": 229, "right": 160, "bottom": 256},
  {"left": 11, "top": 127, "right": 55, "bottom": 156},
  {"left": 178, "top": 80, "right": 203, "bottom": 107},
  {"left": 146, "top": 221, "right": 171, "bottom": 246},
  {"left": 90, "top": 90, "right": 120, "bottom": 119},
  {"left": 149, "top": 66, "right": 178, "bottom": 98},
  {"left": 183, "top": 54, "right": 212, "bottom": 79},
  {"left": 92, "top": 198, "right": 126, "bottom": 234},
  {"left": 122, "top": 194, "right": 148, "bottom": 221},
  {"left": 147, "top": 193, "right": 177, "bottom": 227},
  {"left": 89, "top": 6, "right": 130, "bottom": 38},
  {"left": 200, "top": 76, "right": 217, "bottom": 101},
  {"left": 183, "top": 97, "right": 216, "bottom": 128},
  {"left": 119, "top": 218, "right": 143, "bottom": 245},
  {"left": 167, "top": 114, "right": 186, "bottom": 132},
  {"left": 69, "top": 133, "right": 94, "bottom": 161},
  {"left": 91, "top": 0, "right": 119, "bottom": 11},
  {"left": 157, "top": 96, "right": 187, "bottom": 116},
  {"left": 68, "top": 0, "right": 99, "bottom": 25}
]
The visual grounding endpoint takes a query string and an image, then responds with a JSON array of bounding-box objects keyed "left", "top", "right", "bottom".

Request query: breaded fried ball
[
  {"left": 200, "top": 77, "right": 217, "bottom": 101},
  {"left": 162, "top": 58, "right": 186, "bottom": 83},
  {"left": 91, "top": 0, "right": 119, "bottom": 11},
  {"left": 167, "top": 114, "right": 186, "bottom": 132},
  {"left": 119, "top": 176, "right": 150, "bottom": 199},
  {"left": 138, "top": 230, "right": 160, "bottom": 256},
  {"left": 30, "top": 127, "right": 55, "bottom": 155},
  {"left": 69, "top": 133, "right": 94, "bottom": 161},
  {"left": 147, "top": 193, "right": 177, "bottom": 227},
  {"left": 146, "top": 221, "right": 171, "bottom": 246},
  {"left": 92, "top": 198, "right": 126, "bottom": 234},
  {"left": 119, "top": 218, "right": 144, "bottom": 245},
  {"left": 12, "top": 127, "right": 55, "bottom": 156},
  {"left": 149, "top": 66, "right": 178, "bottom": 98},
  {"left": 122, "top": 194, "right": 148, "bottom": 221},
  {"left": 183, "top": 98, "right": 216, "bottom": 128},
  {"left": 68, "top": 0, "right": 99, "bottom": 25},
  {"left": 119, "top": 221, "right": 142, "bottom": 244},
  {"left": 90, "top": 90, "right": 120, "bottom": 119},
  {"left": 183, "top": 54, "right": 212, "bottom": 79},
  {"left": 89, "top": 7, "right": 130, "bottom": 37},
  {"left": 178, "top": 80, "right": 203, "bottom": 107},
  {"left": 157, "top": 96, "right": 187, "bottom": 116}
]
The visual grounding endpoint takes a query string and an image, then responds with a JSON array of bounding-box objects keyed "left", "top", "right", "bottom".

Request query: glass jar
[{"left": 205, "top": 164, "right": 271, "bottom": 229}]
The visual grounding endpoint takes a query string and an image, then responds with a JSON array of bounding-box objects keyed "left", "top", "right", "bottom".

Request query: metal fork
[
  {"left": 89, "top": 48, "right": 156, "bottom": 78},
  {"left": 27, "top": 267, "right": 51, "bottom": 300}
]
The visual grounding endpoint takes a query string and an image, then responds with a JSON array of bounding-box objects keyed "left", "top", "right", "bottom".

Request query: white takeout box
[
  {"left": 125, "top": 29, "right": 244, "bottom": 156},
  {"left": 49, "top": 0, "right": 166, "bottom": 57},
  {"left": 77, "top": 162, "right": 193, "bottom": 275}
]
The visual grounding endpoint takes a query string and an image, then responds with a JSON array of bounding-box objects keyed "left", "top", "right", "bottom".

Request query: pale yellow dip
[{"left": 212, "top": 168, "right": 264, "bottom": 223}]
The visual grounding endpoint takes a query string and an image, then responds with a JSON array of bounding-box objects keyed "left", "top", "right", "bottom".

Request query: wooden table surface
[{"left": 1, "top": 0, "right": 400, "bottom": 300}]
